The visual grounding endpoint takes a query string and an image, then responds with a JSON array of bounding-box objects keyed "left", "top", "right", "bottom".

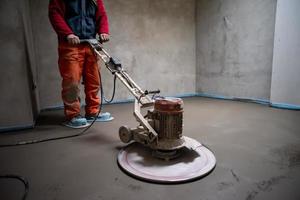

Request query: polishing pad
[{"left": 117, "top": 137, "right": 216, "bottom": 183}]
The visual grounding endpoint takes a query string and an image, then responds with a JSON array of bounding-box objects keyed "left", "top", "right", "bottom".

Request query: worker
[{"left": 48, "top": 0, "right": 112, "bottom": 128}]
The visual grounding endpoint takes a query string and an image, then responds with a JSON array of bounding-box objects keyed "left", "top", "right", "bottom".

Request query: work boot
[
  {"left": 86, "top": 112, "right": 114, "bottom": 122},
  {"left": 63, "top": 115, "right": 90, "bottom": 129}
]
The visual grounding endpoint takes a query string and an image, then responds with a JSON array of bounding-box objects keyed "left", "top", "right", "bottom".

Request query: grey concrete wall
[
  {"left": 0, "top": 0, "right": 35, "bottom": 129},
  {"left": 270, "top": 0, "right": 300, "bottom": 106},
  {"left": 5, "top": 0, "right": 298, "bottom": 129},
  {"left": 104, "top": 0, "right": 196, "bottom": 100},
  {"left": 29, "top": 0, "right": 62, "bottom": 109},
  {"left": 32, "top": 0, "right": 196, "bottom": 109},
  {"left": 196, "top": 0, "right": 277, "bottom": 99}
]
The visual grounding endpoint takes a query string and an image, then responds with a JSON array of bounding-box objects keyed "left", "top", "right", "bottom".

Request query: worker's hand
[
  {"left": 66, "top": 34, "right": 80, "bottom": 45},
  {"left": 100, "top": 33, "right": 110, "bottom": 43}
]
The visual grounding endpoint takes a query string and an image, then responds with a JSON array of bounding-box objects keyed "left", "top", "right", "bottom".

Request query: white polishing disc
[{"left": 117, "top": 137, "right": 216, "bottom": 183}]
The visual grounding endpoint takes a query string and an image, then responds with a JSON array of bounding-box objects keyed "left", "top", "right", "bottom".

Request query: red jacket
[{"left": 49, "top": 0, "right": 109, "bottom": 41}]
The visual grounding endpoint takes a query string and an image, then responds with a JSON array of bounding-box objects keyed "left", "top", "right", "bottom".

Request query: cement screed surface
[{"left": 0, "top": 97, "right": 299, "bottom": 200}]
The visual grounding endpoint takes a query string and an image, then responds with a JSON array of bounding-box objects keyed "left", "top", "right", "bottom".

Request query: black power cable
[
  {"left": 0, "top": 119, "right": 95, "bottom": 147},
  {"left": 0, "top": 41, "right": 118, "bottom": 200},
  {"left": 103, "top": 74, "right": 117, "bottom": 103},
  {"left": 0, "top": 46, "right": 117, "bottom": 200},
  {"left": 0, "top": 105, "right": 100, "bottom": 147},
  {"left": 0, "top": 54, "right": 117, "bottom": 148},
  {"left": 0, "top": 174, "right": 29, "bottom": 200}
]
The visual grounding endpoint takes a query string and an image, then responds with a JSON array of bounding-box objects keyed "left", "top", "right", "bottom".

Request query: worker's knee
[{"left": 62, "top": 82, "right": 80, "bottom": 103}]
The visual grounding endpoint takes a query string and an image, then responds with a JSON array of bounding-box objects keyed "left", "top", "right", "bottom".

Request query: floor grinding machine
[{"left": 82, "top": 39, "right": 216, "bottom": 183}]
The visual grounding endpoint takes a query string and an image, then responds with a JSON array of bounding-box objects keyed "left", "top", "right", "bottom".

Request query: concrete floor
[{"left": 0, "top": 97, "right": 299, "bottom": 200}]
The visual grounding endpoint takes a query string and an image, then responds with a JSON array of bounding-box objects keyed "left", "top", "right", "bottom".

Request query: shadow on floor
[{"left": 35, "top": 110, "right": 65, "bottom": 126}]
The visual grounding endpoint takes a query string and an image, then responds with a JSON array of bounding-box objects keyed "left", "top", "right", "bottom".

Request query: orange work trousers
[{"left": 58, "top": 42, "right": 100, "bottom": 120}]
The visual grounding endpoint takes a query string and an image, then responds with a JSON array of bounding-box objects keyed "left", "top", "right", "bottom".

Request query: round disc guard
[{"left": 117, "top": 137, "right": 216, "bottom": 183}]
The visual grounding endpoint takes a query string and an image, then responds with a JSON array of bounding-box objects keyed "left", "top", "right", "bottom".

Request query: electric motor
[
  {"left": 119, "top": 97, "right": 186, "bottom": 150},
  {"left": 145, "top": 97, "right": 186, "bottom": 150},
  {"left": 153, "top": 97, "right": 183, "bottom": 139}
]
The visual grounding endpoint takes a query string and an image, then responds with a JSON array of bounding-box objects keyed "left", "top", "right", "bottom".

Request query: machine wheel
[{"left": 119, "top": 126, "right": 133, "bottom": 143}]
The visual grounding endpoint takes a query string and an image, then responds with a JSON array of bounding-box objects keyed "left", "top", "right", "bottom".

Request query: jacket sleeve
[
  {"left": 97, "top": 0, "right": 109, "bottom": 34},
  {"left": 48, "top": 0, "right": 73, "bottom": 38}
]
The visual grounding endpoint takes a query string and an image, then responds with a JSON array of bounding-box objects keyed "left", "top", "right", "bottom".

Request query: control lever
[{"left": 144, "top": 90, "right": 160, "bottom": 95}]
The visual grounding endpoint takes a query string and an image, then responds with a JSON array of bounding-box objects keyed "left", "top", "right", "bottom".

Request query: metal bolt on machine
[{"left": 82, "top": 39, "right": 216, "bottom": 183}]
